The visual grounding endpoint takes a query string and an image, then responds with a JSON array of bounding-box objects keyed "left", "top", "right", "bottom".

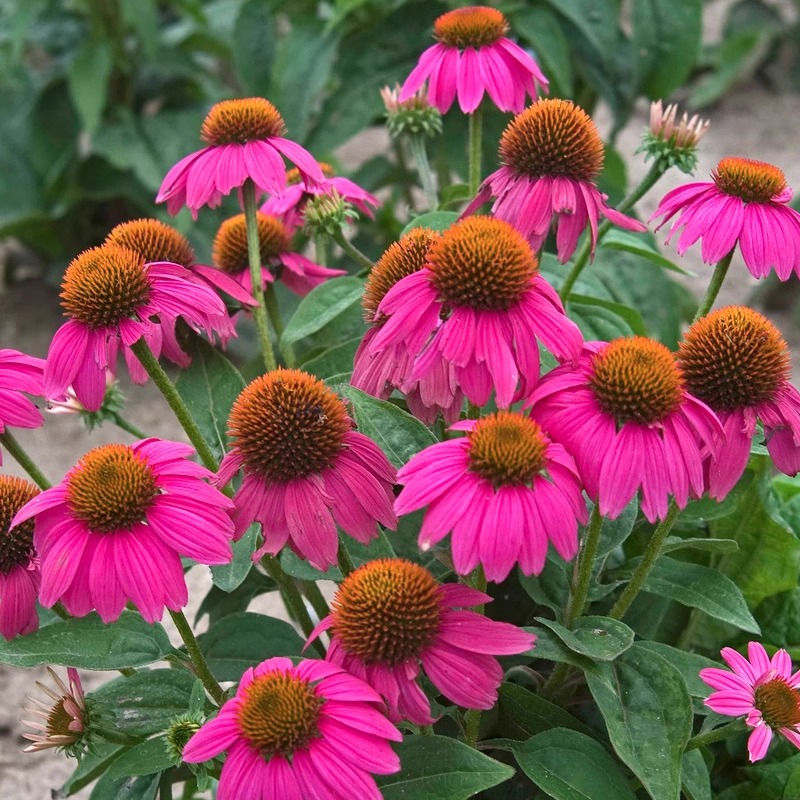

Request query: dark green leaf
[
  {"left": 233, "top": 0, "right": 276, "bottom": 94},
  {"left": 596, "top": 499, "right": 638, "bottom": 558},
  {"left": 376, "top": 735, "right": 515, "bottom": 799},
  {"left": 89, "top": 771, "right": 160, "bottom": 800},
  {"left": 635, "top": 642, "right": 719, "bottom": 699},
  {"left": 281, "top": 277, "right": 365, "bottom": 347},
  {"left": 512, "top": 7, "right": 574, "bottom": 97},
  {"left": 106, "top": 738, "right": 174, "bottom": 779},
  {"left": 0, "top": 612, "right": 172, "bottom": 669},
  {"left": 210, "top": 524, "right": 259, "bottom": 592},
  {"left": 401, "top": 210, "right": 460, "bottom": 236},
  {"left": 568, "top": 294, "right": 647, "bottom": 337},
  {"left": 535, "top": 616, "right": 635, "bottom": 661},
  {"left": 518, "top": 558, "right": 570, "bottom": 617},
  {"left": 67, "top": 40, "right": 113, "bottom": 134},
  {"left": 757, "top": 590, "right": 800, "bottom": 648},
  {"left": 62, "top": 743, "right": 125, "bottom": 796},
  {"left": 198, "top": 612, "right": 304, "bottom": 682},
  {"left": 682, "top": 749, "right": 711, "bottom": 800},
  {"left": 198, "top": 562, "right": 276, "bottom": 626},
  {"left": 600, "top": 229, "right": 693, "bottom": 275},
  {"left": 661, "top": 536, "right": 738, "bottom": 555},
  {"left": 586, "top": 644, "right": 692, "bottom": 800},
  {"left": 514, "top": 727, "right": 638, "bottom": 800},
  {"left": 567, "top": 299, "right": 636, "bottom": 341},
  {"left": 301, "top": 337, "right": 361, "bottom": 380},
  {"left": 498, "top": 683, "right": 596, "bottom": 739}
]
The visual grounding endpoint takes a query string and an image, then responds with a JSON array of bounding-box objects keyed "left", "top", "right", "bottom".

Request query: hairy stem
[
  {"left": 693, "top": 249, "right": 734, "bottom": 322},
  {"left": 169, "top": 609, "right": 225, "bottom": 705},
  {"left": 564, "top": 506, "right": 603, "bottom": 627},
  {"left": 468, "top": 107, "right": 483, "bottom": 197},
  {"left": 408, "top": 133, "right": 438, "bottom": 210},
  {"left": 0, "top": 431, "right": 51, "bottom": 489}
]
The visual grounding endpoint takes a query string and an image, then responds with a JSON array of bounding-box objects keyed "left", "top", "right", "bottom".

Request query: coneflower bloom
[
  {"left": 465, "top": 99, "right": 646, "bottom": 261},
  {"left": 218, "top": 369, "right": 397, "bottom": 571},
  {"left": 400, "top": 6, "right": 548, "bottom": 114},
  {"left": 212, "top": 212, "right": 344, "bottom": 298},
  {"left": 44, "top": 244, "right": 231, "bottom": 412},
  {"left": 182, "top": 657, "right": 401, "bottom": 800},
  {"left": 308, "top": 559, "right": 535, "bottom": 724},
  {"left": 11, "top": 439, "right": 235, "bottom": 623},
  {"left": 261, "top": 163, "right": 380, "bottom": 228},
  {"left": 652, "top": 157, "right": 800, "bottom": 280},
  {"left": 700, "top": 642, "right": 800, "bottom": 762},
  {"left": 156, "top": 97, "right": 324, "bottom": 219},
  {"left": 22, "top": 668, "right": 88, "bottom": 755},
  {"left": 678, "top": 306, "right": 800, "bottom": 497},
  {"left": 0, "top": 349, "right": 45, "bottom": 463},
  {"left": 395, "top": 412, "right": 587, "bottom": 581},
  {"left": 529, "top": 337, "right": 724, "bottom": 522},
  {"left": 352, "top": 228, "right": 464, "bottom": 424},
  {"left": 0, "top": 476, "right": 40, "bottom": 639},
  {"left": 369, "top": 217, "right": 582, "bottom": 409}
]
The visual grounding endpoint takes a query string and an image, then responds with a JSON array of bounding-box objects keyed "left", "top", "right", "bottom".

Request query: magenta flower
[
  {"left": 156, "top": 97, "right": 324, "bottom": 219},
  {"left": 652, "top": 157, "right": 800, "bottom": 280},
  {"left": 400, "top": 6, "right": 548, "bottom": 114},
  {"left": 0, "top": 349, "right": 45, "bottom": 462},
  {"left": 182, "top": 656, "right": 401, "bottom": 800},
  {"left": 44, "top": 244, "right": 232, "bottom": 412},
  {"left": 395, "top": 412, "right": 587, "bottom": 581},
  {"left": 368, "top": 217, "right": 582, "bottom": 410},
  {"left": 212, "top": 211, "right": 344, "bottom": 298},
  {"left": 11, "top": 439, "right": 234, "bottom": 623},
  {"left": 0, "top": 476, "right": 40, "bottom": 639},
  {"left": 465, "top": 99, "right": 646, "bottom": 261},
  {"left": 700, "top": 642, "right": 800, "bottom": 762},
  {"left": 308, "top": 559, "right": 535, "bottom": 724},
  {"left": 529, "top": 338, "right": 724, "bottom": 523},
  {"left": 678, "top": 306, "right": 800, "bottom": 498},
  {"left": 218, "top": 369, "right": 397, "bottom": 571}
]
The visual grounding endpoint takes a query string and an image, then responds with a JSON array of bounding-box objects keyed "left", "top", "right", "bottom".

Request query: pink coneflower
[
  {"left": 181, "top": 656, "right": 401, "bottom": 800},
  {"left": 700, "top": 642, "right": 800, "bottom": 762},
  {"left": 651, "top": 157, "right": 800, "bottom": 280},
  {"left": 156, "top": 97, "right": 324, "bottom": 219},
  {"left": 44, "top": 244, "right": 232, "bottom": 412},
  {"left": 308, "top": 559, "right": 535, "bottom": 724},
  {"left": 400, "top": 6, "right": 548, "bottom": 114},
  {"left": 529, "top": 337, "right": 724, "bottom": 523},
  {"left": 212, "top": 212, "right": 344, "bottom": 298},
  {"left": 22, "top": 667, "right": 88, "bottom": 755},
  {"left": 0, "top": 476, "right": 40, "bottom": 639},
  {"left": 395, "top": 412, "right": 587, "bottom": 581},
  {"left": 0, "top": 349, "right": 45, "bottom": 462},
  {"left": 11, "top": 439, "right": 235, "bottom": 623},
  {"left": 352, "top": 228, "right": 464, "bottom": 424},
  {"left": 465, "top": 99, "right": 646, "bottom": 261},
  {"left": 218, "top": 369, "right": 397, "bottom": 571},
  {"left": 678, "top": 306, "right": 800, "bottom": 498},
  {"left": 369, "top": 217, "right": 582, "bottom": 410},
  {"left": 261, "top": 163, "right": 380, "bottom": 228}
]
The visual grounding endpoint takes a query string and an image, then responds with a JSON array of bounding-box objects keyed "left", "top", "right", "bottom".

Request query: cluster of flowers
[{"left": 3, "top": 5, "right": 800, "bottom": 795}]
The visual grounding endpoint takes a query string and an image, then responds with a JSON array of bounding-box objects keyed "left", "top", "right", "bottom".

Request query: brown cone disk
[
  {"left": 712, "top": 157, "right": 787, "bottom": 204},
  {"left": 106, "top": 219, "right": 196, "bottom": 267},
  {"left": 755, "top": 678, "right": 800, "bottom": 730},
  {"left": 0, "top": 476, "right": 39, "bottom": 573},
  {"left": 434, "top": 6, "right": 508, "bottom": 49},
  {"left": 212, "top": 213, "right": 291, "bottom": 275},
  {"left": 200, "top": 98, "right": 287, "bottom": 146}
]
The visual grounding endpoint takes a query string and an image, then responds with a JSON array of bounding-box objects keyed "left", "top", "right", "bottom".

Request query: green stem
[
  {"left": 692, "top": 249, "right": 734, "bottom": 322},
  {"left": 685, "top": 719, "right": 748, "bottom": 751},
  {"left": 264, "top": 285, "right": 295, "bottom": 366},
  {"left": 564, "top": 506, "right": 603, "bottom": 628},
  {"left": 608, "top": 501, "right": 680, "bottom": 620},
  {"left": 337, "top": 541, "right": 356, "bottom": 578},
  {"left": 539, "top": 662, "right": 574, "bottom": 703},
  {"left": 314, "top": 234, "right": 329, "bottom": 270},
  {"left": 464, "top": 708, "right": 481, "bottom": 748},
  {"left": 468, "top": 107, "right": 483, "bottom": 197},
  {"left": 169, "top": 609, "right": 225, "bottom": 705},
  {"left": 260, "top": 555, "right": 324, "bottom": 655},
  {"left": 0, "top": 431, "right": 51, "bottom": 489},
  {"left": 559, "top": 161, "right": 667, "bottom": 302},
  {"left": 332, "top": 230, "right": 374, "bottom": 272},
  {"left": 407, "top": 133, "right": 438, "bottom": 210},
  {"left": 466, "top": 401, "right": 481, "bottom": 420},
  {"left": 130, "top": 339, "right": 218, "bottom": 472},
  {"left": 160, "top": 770, "right": 174, "bottom": 800},
  {"left": 301, "top": 580, "right": 330, "bottom": 621},
  {"left": 242, "top": 178, "right": 277, "bottom": 372},
  {"left": 111, "top": 413, "right": 147, "bottom": 440}
]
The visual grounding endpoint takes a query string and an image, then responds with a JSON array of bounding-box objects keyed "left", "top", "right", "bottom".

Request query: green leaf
[
  {"left": 174, "top": 335, "right": 246, "bottom": 461},
  {"left": 596, "top": 499, "right": 638, "bottom": 558},
  {"left": 337, "top": 385, "right": 437, "bottom": 468},
  {"left": 301, "top": 337, "right": 361, "bottom": 380},
  {"left": 233, "top": 0, "right": 276, "bottom": 94},
  {"left": 568, "top": 294, "right": 647, "bottom": 337},
  {"left": 757, "top": 589, "right": 800, "bottom": 649},
  {"left": 523, "top": 626, "right": 596, "bottom": 670},
  {"left": 518, "top": 557, "right": 570, "bottom": 617},
  {"left": 62, "top": 742, "right": 125, "bottom": 796},
  {"left": 535, "top": 616, "right": 635, "bottom": 661},
  {"left": 512, "top": 7, "right": 574, "bottom": 97},
  {"left": 498, "top": 683, "right": 596, "bottom": 740},
  {"left": 635, "top": 642, "right": 719, "bottom": 698},
  {"left": 90, "top": 669, "right": 196, "bottom": 736},
  {"left": 514, "top": 728, "right": 638, "bottom": 800},
  {"left": 106, "top": 738, "right": 174, "bottom": 779},
  {"left": 67, "top": 40, "right": 113, "bottom": 135},
  {"left": 600, "top": 229, "right": 694, "bottom": 275},
  {"left": 281, "top": 277, "right": 365, "bottom": 347},
  {"left": 400, "top": 211, "right": 460, "bottom": 236},
  {"left": 210, "top": 524, "right": 258, "bottom": 592},
  {"left": 628, "top": 555, "right": 760, "bottom": 634},
  {"left": 89, "top": 771, "right": 160, "bottom": 800},
  {"left": 661, "top": 536, "right": 738, "bottom": 555},
  {"left": 586, "top": 644, "right": 692, "bottom": 800},
  {"left": 567, "top": 299, "right": 636, "bottom": 341},
  {"left": 0, "top": 612, "right": 173, "bottom": 669},
  {"left": 198, "top": 612, "right": 304, "bottom": 682},
  {"left": 198, "top": 562, "right": 276, "bottom": 626},
  {"left": 376, "top": 735, "right": 515, "bottom": 799},
  {"left": 682, "top": 749, "right": 711, "bottom": 800}
]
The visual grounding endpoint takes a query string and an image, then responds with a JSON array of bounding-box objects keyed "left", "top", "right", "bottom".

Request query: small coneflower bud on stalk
[
  {"left": 395, "top": 412, "right": 588, "bottom": 581},
  {"left": 156, "top": 97, "right": 324, "bottom": 219},
  {"left": 529, "top": 337, "right": 725, "bottom": 523},
  {"left": 218, "top": 369, "right": 397, "bottom": 571},
  {"left": 638, "top": 100, "right": 709, "bottom": 174},
  {"left": 181, "top": 657, "right": 402, "bottom": 800},
  {"left": 47, "top": 372, "right": 126, "bottom": 430},
  {"left": 11, "top": 439, "right": 235, "bottom": 623},
  {"left": 302, "top": 190, "right": 360, "bottom": 239},
  {"left": 381, "top": 84, "right": 443, "bottom": 139},
  {"left": 700, "top": 642, "right": 800, "bottom": 762},
  {"left": 307, "top": 558, "right": 535, "bottom": 724},
  {"left": 0, "top": 476, "right": 40, "bottom": 639},
  {"left": 652, "top": 156, "right": 800, "bottom": 281},
  {"left": 678, "top": 306, "right": 800, "bottom": 497},
  {"left": 0, "top": 349, "right": 45, "bottom": 464},
  {"left": 368, "top": 216, "right": 582, "bottom": 410},
  {"left": 400, "top": 6, "right": 548, "bottom": 114},
  {"left": 465, "top": 99, "right": 646, "bottom": 262}
]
